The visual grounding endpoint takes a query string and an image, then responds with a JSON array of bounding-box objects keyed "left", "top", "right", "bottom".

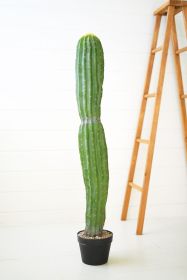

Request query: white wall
[{"left": 0, "top": 0, "right": 186, "bottom": 227}]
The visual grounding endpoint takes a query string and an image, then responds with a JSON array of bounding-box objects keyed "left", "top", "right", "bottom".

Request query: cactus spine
[{"left": 76, "top": 34, "right": 109, "bottom": 237}]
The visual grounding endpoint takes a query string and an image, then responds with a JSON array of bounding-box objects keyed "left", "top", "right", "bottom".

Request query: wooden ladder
[{"left": 121, "top": 0, "right": 187, "bottom": 235}]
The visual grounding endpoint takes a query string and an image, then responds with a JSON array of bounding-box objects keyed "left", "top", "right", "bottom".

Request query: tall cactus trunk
[{"left": 76, "top": 34, "right": 109, "bottom": 237}]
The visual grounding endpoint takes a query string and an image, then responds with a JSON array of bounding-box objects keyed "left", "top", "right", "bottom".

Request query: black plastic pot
[{"left": 77, "top": 230, "right": 113, "bottom": 265}]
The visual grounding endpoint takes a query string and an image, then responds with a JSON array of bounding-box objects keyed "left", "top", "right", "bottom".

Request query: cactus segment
[{"left": 76, "top": 34, "right": 109, "bottom": 236}]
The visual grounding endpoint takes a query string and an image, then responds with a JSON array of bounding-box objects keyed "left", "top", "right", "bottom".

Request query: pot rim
[{"left": 77, "top": 229, "right": 113, "bottom": 245}]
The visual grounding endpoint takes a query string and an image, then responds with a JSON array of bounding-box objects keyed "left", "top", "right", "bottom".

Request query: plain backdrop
[{"left": 0, "top": 0, "right": 186, "bottom": 230}]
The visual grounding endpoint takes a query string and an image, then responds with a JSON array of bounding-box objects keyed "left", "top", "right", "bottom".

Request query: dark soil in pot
[{"left": 77, "top": 230, "right": 113, "bottom": 265}]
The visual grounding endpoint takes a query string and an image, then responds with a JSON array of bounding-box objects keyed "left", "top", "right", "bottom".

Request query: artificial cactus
[{"left": 76, "top": 34, "right": 109, "bottom": 237}]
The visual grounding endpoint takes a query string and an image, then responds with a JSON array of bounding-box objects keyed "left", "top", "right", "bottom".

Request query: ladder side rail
[
  {"left": 183, "top": 6, "right": 187, "bottom": 37},
  {"left": 171, "top": 17, "right": 187, "bottom": 158},
  {"left": 121, "top": 15, "right": 162, "bottom": 220},
  {"left": 136, "top": 6, "right": 175, "bottom": 235},
  {"left": 183, "top": 6, "right": 187, "bottom": 152}
]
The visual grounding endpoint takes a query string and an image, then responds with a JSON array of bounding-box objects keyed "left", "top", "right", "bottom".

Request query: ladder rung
[
  {"left": 144, "top": 94, "right": 156, "bottom": 98},
  {"left": 129, "top": 182, "right": 143, "bottom": 192},
  {"left": 181, "top": 95, "right": 187, "bottom": 99},
  {"left": 136, "top": 138, "right": 149, "bottom": 144},
  {"left": 176, "top": 47, "right": 187, "bottom": 54},
  {"left": 152, "top": 46, "right": 163, "bottom": 53}
]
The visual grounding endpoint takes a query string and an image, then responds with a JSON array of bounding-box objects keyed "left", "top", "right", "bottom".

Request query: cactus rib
[{"left": 76, "top": 34, "right": 109, "bottom": 237}]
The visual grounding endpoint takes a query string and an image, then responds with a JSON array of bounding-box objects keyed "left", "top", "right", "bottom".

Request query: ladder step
[
  {"left": 154, "top": 2, "right": 187, "bottom": 15},
  {"left": 176, "top": 46, "right": 187, "bottom": 54},
  {"left": 136, "top": 138, "right": 149, "bottom": 144},
  {"left": 144, "top": 94, "right": 156, "bottom": 98},
  {"left": 129, "top": 182, "right": 143, "bottom": 192},
  {"left": 152, "top": 46, "right": 163, "bottom": 53},
  {"left": 181, "top": 94, "right": 187, "bottom": 99}
]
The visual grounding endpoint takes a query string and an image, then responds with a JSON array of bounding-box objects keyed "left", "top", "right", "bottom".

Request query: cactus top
[{"left": 76, "top": 34, "right": 104, "bottom": 120}]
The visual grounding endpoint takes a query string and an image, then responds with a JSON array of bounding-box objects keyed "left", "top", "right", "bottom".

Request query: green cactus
[{"left": 76, "top": 34, "right": 109, "bottom": 237}]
